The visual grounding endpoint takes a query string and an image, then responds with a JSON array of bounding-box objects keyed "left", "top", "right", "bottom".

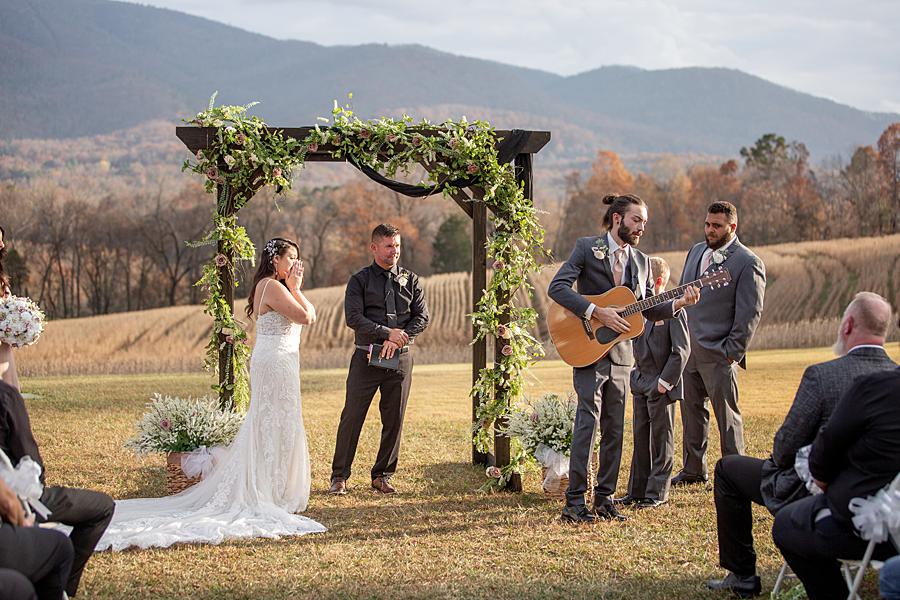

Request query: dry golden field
[
  {"left": 16, "top": 234, "right": 900, "bottom": 376},
  {"left": 25, "top": 346, "right": 900, "bottom": 599}
]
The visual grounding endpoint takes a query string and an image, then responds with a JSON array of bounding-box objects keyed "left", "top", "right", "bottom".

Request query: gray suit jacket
[
  {"left": 549, "top": 235, "right": 676, "bottom": 367},
  {"left": 631, "top": 312, "right": 691, "bottom": 402},
  {"left": 679, "top": 237, "right": 765, "bottom": 368},
  {"left": 759, "top": 346, "right": 897, "bottom": 514}
]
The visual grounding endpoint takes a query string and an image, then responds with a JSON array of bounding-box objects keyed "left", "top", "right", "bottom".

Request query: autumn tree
[{"left": 555, "top": 151, "right": 634, "bottom": 256}]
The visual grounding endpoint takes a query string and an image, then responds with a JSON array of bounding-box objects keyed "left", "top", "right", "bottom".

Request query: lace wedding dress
[{"left": 97, "top": 310, "right": 325, "bottom": 551}]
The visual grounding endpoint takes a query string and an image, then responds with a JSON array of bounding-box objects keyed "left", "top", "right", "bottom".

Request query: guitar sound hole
[{"left": 594, "top": 327, "right": 618, "bottom": 344}]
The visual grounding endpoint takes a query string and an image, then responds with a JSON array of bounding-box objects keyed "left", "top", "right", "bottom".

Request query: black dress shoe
[
  {"left": 706, "top": 572, "right": 761, "bottom": 598},
  {"left": 592, "top": 500, "right": 628, "bottom": 521},
  {"left": 633, "top": 497, "right": 667, "bottom": 509},
  {"left": 560, "top": 505, "right": 598, "bottom": 524},
  {"left": 671, "top": 472, "right": 708, "bottom": 486},
  {"left": 612, "top": 494, "right": 640, "bottom": 506}
]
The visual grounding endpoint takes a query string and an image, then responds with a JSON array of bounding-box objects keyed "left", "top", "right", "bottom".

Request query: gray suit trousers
[
  {"left": 566, "top": 358, "right": 630, "bottom": 506},
  {"left": 680, "top": 344, "right": 744, "bottom": 478},
  {"left": 627, "top": 393, "right": 676, "bottom": 501}
]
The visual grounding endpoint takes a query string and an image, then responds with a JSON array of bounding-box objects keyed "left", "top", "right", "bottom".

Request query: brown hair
[
  {"left": 371, "top": 223, "right": 400, "bottom": 241},
  {"left": 245, "top": 237, "right": 300, "bottom": 317},
  {"left": 708, "top": 201, "right": 738, "bottom": 223},
  {"left": 601, "top": 194, "right": 645, "bottom": 229}
]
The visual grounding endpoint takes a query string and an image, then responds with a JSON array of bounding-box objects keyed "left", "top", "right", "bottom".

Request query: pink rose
[
  {"left": 411, "top": 135, "right": 423, "bottom": 147},
  {"left": 225, "top": 335, "right": 235, "bottom": 344},
  {"left": 485, "top": 466, "right": 502, "bottom": 479},
  {"left": 307, "top": 142, "right": 318, "bottom": 153},
  {"left": 387, "top": 134, "right": 399, "bottom": 143},
  {"left": 449, "top": 138, "right": 459, "bottom": 149},
  {"left": 196, "top": 150, "right": 204, "bottom": 161},
  {"left": 466, "top": 163, "right": 479, "bottom": 175},
  {"left": 358, "top": 129, "right": 371, "bottom": 139},
  {"left": 497, "top": 324, "right": 509, "bottom": 339},
  {"left": 273, "top": 167, "right": 283, "bottom": 178},
  {"left": 492, "top": 259, "right": 505, "bottom": 270},
  {"left": 501, "top": 344, "right": 514, "bottom": 357},
  {"left": 159, "top": 419, "right": 171, "bottom": 432},
  {"left": 205, "top": 166, "right": 219, "bottom": 180},
  {"left": 332, "top": 135, "right": 342, "bottom": 144},
  {"left": 214, "top": 254, "right": 228, "bottom": 268},
  {"left": 236, "top": 133, "right": 246, "bottom": 145},
  {"left": 530, "top": 412, "right": 539, "bottom": 423}
]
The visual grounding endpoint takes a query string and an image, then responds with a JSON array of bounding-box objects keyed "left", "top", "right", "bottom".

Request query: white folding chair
[{"left": 841, "top": 471, "right": 900, "bottom": 600}]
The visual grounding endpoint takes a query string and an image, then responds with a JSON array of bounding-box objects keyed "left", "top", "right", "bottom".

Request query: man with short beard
[
  {"left": 548, "top": 194, "right": 699, "bottom": 523},
  {"left": 673, "top": 201, "right": 766, "bottom": 487},
  {"left": 706, "top": 292, "right": 896, "bottom": 597}
]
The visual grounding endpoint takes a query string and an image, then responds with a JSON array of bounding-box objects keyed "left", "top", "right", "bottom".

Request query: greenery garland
[{"left": 182, "top": 95, "right": 548, "bottom": 486}]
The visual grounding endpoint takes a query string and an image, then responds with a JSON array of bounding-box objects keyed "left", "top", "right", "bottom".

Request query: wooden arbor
[{"left": 176, "top": 126, "right": 550, "bottom": 488}]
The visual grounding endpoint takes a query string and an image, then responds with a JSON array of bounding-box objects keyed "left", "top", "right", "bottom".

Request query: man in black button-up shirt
[{"left": 329, "top": 224, "right": 429, "bottom": 495}]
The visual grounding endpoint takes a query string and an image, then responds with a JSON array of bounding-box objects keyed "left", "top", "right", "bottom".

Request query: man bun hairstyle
[
  {"left": 708, "top": 201, "right": 738, "bottom": 224},
  {"left": 602, "top": 193, "right": 645, "bottom": 229},
  {"left": 372, "top": 223, "right": 401, "bottom": 242}
]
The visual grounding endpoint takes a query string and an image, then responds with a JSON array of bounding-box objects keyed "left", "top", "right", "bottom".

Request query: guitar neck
[{"left": 621, "top": 279, "right": 703, "bottom": 317}]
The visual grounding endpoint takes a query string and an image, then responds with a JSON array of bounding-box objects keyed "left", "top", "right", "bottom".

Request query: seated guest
[
  {"left": 772, "top": 365, "right": 900, "bottom": 600},
  {"left": 707, "top": 292, "right": 896, "bottom": 597},
  {"left": 0, "top": 381, "right": 114, "bottom": 598},
  {"left": 882, "top": 556, "right": 900, "bottom": 600},
  {"left": 0, "top": 477, "right": 74, "bottom": 600},
  {"left": 618, "top": 257, "right": 689, "bottom": 509}
]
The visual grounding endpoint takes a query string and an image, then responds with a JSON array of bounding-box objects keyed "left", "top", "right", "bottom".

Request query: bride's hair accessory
[{"left": 264, "top": 239, "right": 280, "bottom": 260}]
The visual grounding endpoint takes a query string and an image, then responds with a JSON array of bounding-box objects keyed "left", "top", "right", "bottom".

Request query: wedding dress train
[{"left": 97, "top": 310, "right": 325, "bottom": 551}]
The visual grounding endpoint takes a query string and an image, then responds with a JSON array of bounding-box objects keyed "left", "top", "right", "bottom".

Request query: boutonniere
[
  {"left": 396, "top": 270, "right": 409, "bottom": 287},
  {"left": 591, "top": 237, "right": 608, "bottom": 261},
  {"left": 712, "top": 248, "right": 728, "bottom": 265}
]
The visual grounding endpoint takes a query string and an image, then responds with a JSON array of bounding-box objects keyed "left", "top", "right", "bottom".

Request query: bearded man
[
  {"left": 672, "top": 201, "right": 766, "bottom": 486},
  {"left": 548, "top": 193, "right": 699, "bottom": 523}
]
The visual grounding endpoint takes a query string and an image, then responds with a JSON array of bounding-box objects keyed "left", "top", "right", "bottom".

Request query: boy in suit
[{"left": 620, "top": 257, "right": 690, "bottom": 508}]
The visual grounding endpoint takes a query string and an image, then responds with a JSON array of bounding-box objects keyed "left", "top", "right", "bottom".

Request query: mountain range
[{"left": 2, "top": 0, "right": 897, "bottom": 168}]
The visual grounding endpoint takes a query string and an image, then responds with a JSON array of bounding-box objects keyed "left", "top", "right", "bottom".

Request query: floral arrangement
[
  {"left": 0, "top": 295, "right": 45, "bottom": 348},
  {"left": 503, "top": 393, "right": 577, "bottom": 458},
  {"left": 501, "top": 393, "right": 580, "bottom": 491},
  {"left": 181, "top": 93, "right": 549, "bottom": 486},
  {"left": 124, "top": 393, "right": 243, "bottom": 455}
]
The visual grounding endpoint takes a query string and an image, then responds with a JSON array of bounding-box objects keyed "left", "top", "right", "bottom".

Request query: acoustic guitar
[{"left": 547, "top": 267, "right": 732, "bottom": 367}]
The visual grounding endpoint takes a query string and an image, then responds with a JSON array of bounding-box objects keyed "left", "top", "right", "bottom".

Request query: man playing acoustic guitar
[{"left": 549, "top": 193, "right": 700, "bottom": 523}]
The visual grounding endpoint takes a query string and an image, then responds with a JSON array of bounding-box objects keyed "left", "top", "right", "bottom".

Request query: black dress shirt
[
  {"left": 344, "top": 262, "right": 429, "bottom": 347},
  {"left": 809, "top": 367, "right": 900, "bottom": 526},
  {"left": 0, "top": 381, "right": 45, "bottom": 483}
]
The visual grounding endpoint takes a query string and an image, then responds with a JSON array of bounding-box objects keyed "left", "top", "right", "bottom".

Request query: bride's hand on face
[{"left": 285, "top": 260, "right": 304, "bottom": 291}]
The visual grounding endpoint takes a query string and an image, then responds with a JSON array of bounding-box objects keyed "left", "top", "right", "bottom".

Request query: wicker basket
[
  {"left": 166, "top": 452, "right": 201, "bottom": 495},
  {"left": 541, "top": 451, "right": 599, "bottom": 502}
]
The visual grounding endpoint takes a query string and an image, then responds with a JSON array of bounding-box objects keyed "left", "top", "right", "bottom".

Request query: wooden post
[
  {"left": 216, "top": 182, "right": 236, "bottom": 410},
  {"left": 471, "top": 200, "right": 490, "bottom": 466}
]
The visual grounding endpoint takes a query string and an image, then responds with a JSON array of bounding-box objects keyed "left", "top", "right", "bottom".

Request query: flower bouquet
[
  {"left": 125, "top": 394, "right": 243, "bottom": 494},
  {"left": 503, "top": 393, "right": 581, "bottom": 497},
  {"left": 0, "top": 295, "right": 45, "bottom": 348}
]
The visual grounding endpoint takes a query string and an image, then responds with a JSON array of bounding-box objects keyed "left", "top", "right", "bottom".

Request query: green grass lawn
[{"left": 23, "top": 346, "right": 899, "bottom": 599}]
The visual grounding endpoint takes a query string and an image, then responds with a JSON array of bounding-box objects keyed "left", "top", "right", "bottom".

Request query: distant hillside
[
  {"left": 1, "top": 0, "right": 897, "bottom": 165},
  {"left": 17, "top": 235, "right": 900, "bottom": 377}
]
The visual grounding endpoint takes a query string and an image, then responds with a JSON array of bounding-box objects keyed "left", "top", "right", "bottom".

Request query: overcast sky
[{"left": 127, "top": 0, "right": 900, "bottom": 114}]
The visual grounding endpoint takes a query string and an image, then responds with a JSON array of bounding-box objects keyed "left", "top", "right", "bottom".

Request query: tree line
[{"left": 1, "top": 123, "right": 897, "bottom": 319}]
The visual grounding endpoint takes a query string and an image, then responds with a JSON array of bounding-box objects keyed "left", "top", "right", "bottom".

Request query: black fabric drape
[{"left": 346, "top": 129, "right": 530, "bottom": 198}]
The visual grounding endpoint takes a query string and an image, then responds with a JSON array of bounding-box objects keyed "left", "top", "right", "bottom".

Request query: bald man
[{"left": 706, "top": 292, "right": 897, "bottom": 597}]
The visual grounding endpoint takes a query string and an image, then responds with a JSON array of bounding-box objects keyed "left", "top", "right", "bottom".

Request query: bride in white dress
[{"left": 97, "top": 237, "right": 326, "bottom": 551}]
